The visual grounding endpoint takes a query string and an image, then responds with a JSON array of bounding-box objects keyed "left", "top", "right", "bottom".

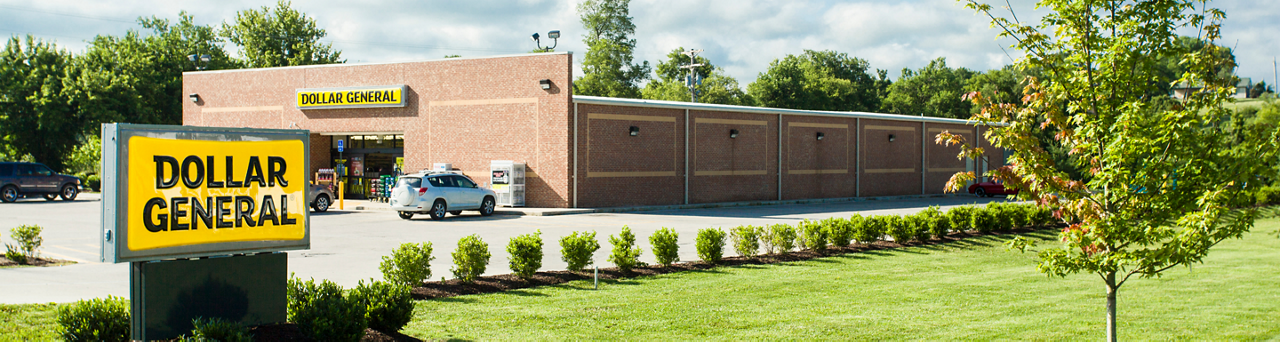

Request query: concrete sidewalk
[{"left": 334, "top": 193, "right": 976, "bottom": 216}]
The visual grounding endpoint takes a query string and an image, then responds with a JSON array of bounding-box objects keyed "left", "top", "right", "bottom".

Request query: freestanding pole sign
[{"left": 101, "top": 123, "right": 310, "bottom": 340}]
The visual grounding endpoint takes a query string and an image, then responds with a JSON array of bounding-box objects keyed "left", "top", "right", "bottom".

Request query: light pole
[
  {"left": 680, "top": 49, "right": 704, "bottom": 103},
  {"left": 531, "top": 30, "right": 560, "bottom": 52},
  {"left": 187, "top": 53, "right": 212, "bottom": 71}
]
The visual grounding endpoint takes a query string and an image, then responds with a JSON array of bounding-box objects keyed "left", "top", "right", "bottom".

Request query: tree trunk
[{"left": 1106, "top": 273, "right": 1118, "bottom": 342}]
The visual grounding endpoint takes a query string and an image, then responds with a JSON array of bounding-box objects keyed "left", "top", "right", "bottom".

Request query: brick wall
[{"left": 184, "top": 53, "right": 573, "bottom": 207}]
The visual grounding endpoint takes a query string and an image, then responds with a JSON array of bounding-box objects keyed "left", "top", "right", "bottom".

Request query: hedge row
[{"left": 55, "top": 202, "right": 1062, "bottom": 341}]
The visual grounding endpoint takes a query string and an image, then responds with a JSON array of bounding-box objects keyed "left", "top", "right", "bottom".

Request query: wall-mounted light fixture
[
  {"left": 189, "top": 93, "right": 199, "bottom": 103},
  {"left": 888, "top": 134, "right": 896, "bottom": 142},
  {"left": 729, "top": 129, "right": 739, "bottom": 139},
  {"left": 816, "top": 132, "right": 825, "bottom": 141},
  {"left": 629, "top": 126, "right": 639, "bottom": 136},
  {"left": 539, "top": 79, "right": 551, "bottom": 90}
]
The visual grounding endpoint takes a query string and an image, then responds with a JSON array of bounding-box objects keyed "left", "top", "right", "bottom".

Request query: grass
[
  {"left": 0, "top": 303, "right": 59, "bottom": 340},
  {"left": 4, "top": 220, "right": 1279, "bottom": 340},
  {"left": 402, "top": 220, "right": 1280, "bottom": 340}
]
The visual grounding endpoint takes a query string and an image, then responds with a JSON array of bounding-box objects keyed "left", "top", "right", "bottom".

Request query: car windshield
[{"left": 398, "top": 177, "right": 422, "bottom": 188}]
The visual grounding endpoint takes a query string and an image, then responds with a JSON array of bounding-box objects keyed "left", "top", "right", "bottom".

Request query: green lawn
[
  {"left": 5, "top": 220, "right": 1279, "bottom": 341},
  {"left": 404, "top": 220, "right": 1280, "bottom": 341}
]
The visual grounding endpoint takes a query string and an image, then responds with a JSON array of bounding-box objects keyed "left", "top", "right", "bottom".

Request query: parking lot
[{"left": 0, "top": 192, "right": 1005, "bottom": 304}]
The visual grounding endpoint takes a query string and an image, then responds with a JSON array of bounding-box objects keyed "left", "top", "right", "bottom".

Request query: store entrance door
[{"left": 324, "top": 134, "right": 404, "bottom": 200}]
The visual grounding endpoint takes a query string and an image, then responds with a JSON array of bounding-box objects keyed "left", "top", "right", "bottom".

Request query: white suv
[{"left": 390, "top": 172, "right": 497, "bottom": 220}]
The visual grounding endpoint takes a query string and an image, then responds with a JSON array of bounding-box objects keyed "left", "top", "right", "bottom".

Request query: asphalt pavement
[{"left": 0, "top": 192, "right": 1007, "bottom": 304}]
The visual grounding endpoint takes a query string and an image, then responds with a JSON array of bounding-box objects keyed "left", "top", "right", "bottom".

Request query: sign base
[{"left": 130, "top": 252, "right": 287, "bottom": 341}]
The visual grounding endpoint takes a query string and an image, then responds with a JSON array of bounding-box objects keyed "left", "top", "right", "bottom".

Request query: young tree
[
  {"left": 748, "top": 50, "right": 886, "bottom": 112},
  {"left": 221, "top": 0, "right": 344, "bottom": 68},
  {"left": 575, "top": 0, "right": 650, "bottom": 98},
  {"left": 943, "top": 1, "right": 1280, "bottom": 340},
  {"left": 880, "top": 57, "right": 977, "bottom": 119},
  {"left": 641, "top": 47, "right": 750, "bottom": 105}
]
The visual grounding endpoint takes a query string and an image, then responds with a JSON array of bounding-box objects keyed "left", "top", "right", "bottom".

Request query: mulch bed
[
  {"left": 409, "top": 227, "right": 1052, "bottom": 300},
  {"left": 0, "top": 256, "right": 76, "bottom": 267},
  {"left": 246, "top": 226, "right": 1054, "bottom": 341}
]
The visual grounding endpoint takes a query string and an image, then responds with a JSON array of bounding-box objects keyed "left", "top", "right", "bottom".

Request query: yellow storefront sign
[
  {"left": 296, "top": 85, "right": 407, "bottom": 110},
  {"left": 127, "top": 137, "right": 307, "bottom": 251}
]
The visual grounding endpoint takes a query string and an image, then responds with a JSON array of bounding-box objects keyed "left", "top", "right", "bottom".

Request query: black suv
[{"left": 0, "top": 162, "right": 81, "bottom": 202}]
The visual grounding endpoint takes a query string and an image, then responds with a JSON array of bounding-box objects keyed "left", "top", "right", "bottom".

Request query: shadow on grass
[{"left": 408, "top": 226, "right": 1066, "bottom": 301}]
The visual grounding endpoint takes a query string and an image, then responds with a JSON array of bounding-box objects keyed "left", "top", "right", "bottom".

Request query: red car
[{"left": 968, "top": 180, "right": 1017, "bottom": 197}]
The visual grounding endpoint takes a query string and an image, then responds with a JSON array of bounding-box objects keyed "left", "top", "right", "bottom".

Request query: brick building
[{"left": 183, "top": 52, "right": 1001, "bottom": 208}]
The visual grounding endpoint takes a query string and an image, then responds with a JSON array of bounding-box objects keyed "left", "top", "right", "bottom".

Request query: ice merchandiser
[{"left": 490, "top": 160, "right": 525, "bottom": 207}]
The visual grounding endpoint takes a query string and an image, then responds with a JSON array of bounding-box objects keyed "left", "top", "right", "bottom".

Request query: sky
[{"left": 2, "top": 0, "right": 1278, "bottom": 86}]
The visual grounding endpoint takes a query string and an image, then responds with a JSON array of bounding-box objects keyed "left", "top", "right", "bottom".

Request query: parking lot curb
[{"left": 334, "top": 193, "right": 969, "bottom": 217}]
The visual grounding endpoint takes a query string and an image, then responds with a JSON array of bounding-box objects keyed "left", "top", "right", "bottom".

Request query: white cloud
[{"left": 0, "top": 0, "right": 1275, "bottom": 87}]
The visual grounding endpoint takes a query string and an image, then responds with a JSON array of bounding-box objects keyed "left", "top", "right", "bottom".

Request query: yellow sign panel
[
  {"left": 127, "top": 137, "right": 307, "bottom": 251},
  {"left": 296, "top": 85, "right": 406, "bottom": 110}
]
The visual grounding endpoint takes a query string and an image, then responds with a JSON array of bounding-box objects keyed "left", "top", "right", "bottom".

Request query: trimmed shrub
[
  {"left": 349, "top": 279, "right": 413, "bottom": 333},
  {"left": 378, "top": 242, "right": 434, "bottom": 287},
  {"left": 187, "top": 317, "right": 250, "bottom": 342},
  {"left": 57, "top": 295, "right": 130, "bottom": 342},
  {"left": 886, "top": 215, "right": 916, "bottom": 244},
  {"left": 856, "top": 216, "right": 888, "bottom": 244},
  {"left": 696, "top": 227, "right": 727, "bottom": 264},
  {"left": 909, "top": 214, "right": 932, "bottom": 242},
  {"left": 6, "top": 224, "right": 43, "bottom": 264},
  {"left": 768, "top": 223, "right": 797, "bottom": 253},
  {"left": 729, "top": 225, "right": 761, "bottom": 257},
  {"left": 826, "top": 217, "right": 855, "bottom": 247},
  {"left": 1258, "top": 186, "right": 1280, "bottom": 206},
  {"left": 608, "top": 226, "right": 644, "bottom": 273},
  {"left": 797, "top": 219, "right": 828, "bottom": 252},
  {"left": 559, "top": 231, "right": 600, "bottom": 272},
  {"left": 506, "top": 230, "right": 543, "bottom": 279},
  {"left": 85, "top": 174, "right": 101, "bottom": 192},
  {"left": 1027, "top": 205, "right": 1057, "bottom": 227},
  {"left": 649, "top": 227, "right": 680, "bottom": 266},
  {"left": 287, "top": 276, "right": 367, "bottom": 342},
  {"left": 451, "top": 235, "right": 491, "bottom": 282},
  {"left": 919, "top": 206, "right": 950, "bottom": 239},
  {"left": 971, "top": 207, "right": 999, "bottom": 232},
  {"left": 947, "top": 205, "right": 978, "bottom": 232}
]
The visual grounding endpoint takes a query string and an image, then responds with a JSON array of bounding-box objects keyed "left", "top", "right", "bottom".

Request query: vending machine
[{"left": 490, "top": 160, "right": 525, "bottom": 207}]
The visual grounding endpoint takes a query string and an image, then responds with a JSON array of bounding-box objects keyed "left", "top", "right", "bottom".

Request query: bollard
[
  {"left": 338, "top": 181, "right": 344, "bottom": 210},
  {"left": 593, "top": 264, "right": 598, "bottom": 290}
]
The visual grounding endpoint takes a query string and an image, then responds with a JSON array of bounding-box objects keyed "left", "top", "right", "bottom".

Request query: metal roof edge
[
  {"left": 571, "top": 96, "right": 995, "bottom": 126},
  {"left": 183, "top": 51, "right": 573, "bottom": 76}
]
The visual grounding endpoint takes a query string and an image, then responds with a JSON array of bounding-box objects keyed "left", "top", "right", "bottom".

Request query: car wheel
[
  {"left": 0, "top": 186, "right": 16, "bottom": 203},
  {"left": 312, "top": 194, "right": 330, "bottom": 212},
  {"left": 975, "top": 188, "right": 987, "bottom": 198},
  {"left": 479, "top": 197, "right": 495, "bottom": 216},
  {"left": 60, "top": 184, "right": 78, "bottom": 201},
  {"left": 44, "top": 194, "right": 58, "bottom": 201},
  {"left": 397, "top": 211, "right": 414, "bottom": 220},
  {"left": 428, "top": 200, "right": 447, "bottom": 220}
]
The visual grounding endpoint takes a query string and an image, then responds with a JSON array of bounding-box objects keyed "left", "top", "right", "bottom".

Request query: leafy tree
[
  {"left": 1248, "top": 81, "right": 1272, "bottom": 98},
  {"left": 881, "top": 57, "right": 977, "bottom": 119},
  {"left": 575, "top": 0, "right": 650, "bottom": 98},
  {"left": 74, "top": 12, "right": 237, "bottom": 127},
  {"left": 0, "top": 36, "right": 80, "bottom": 171},
  {"left": 747, "top": 50, "right": 886, "bottom": 112},
  {"left": 221, "top": 0, "right": 344, "bottom": 68},
  {"left": 641, "top": 47, "right": 750, "bottom": 105},
  {"left": 948, "top": 1, "right": 1280, "bottom": 340}
]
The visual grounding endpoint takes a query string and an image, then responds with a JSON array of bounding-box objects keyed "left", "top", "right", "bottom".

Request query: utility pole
[{"left": 680, "top": 49, "right": 704, "bottom": 103}]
